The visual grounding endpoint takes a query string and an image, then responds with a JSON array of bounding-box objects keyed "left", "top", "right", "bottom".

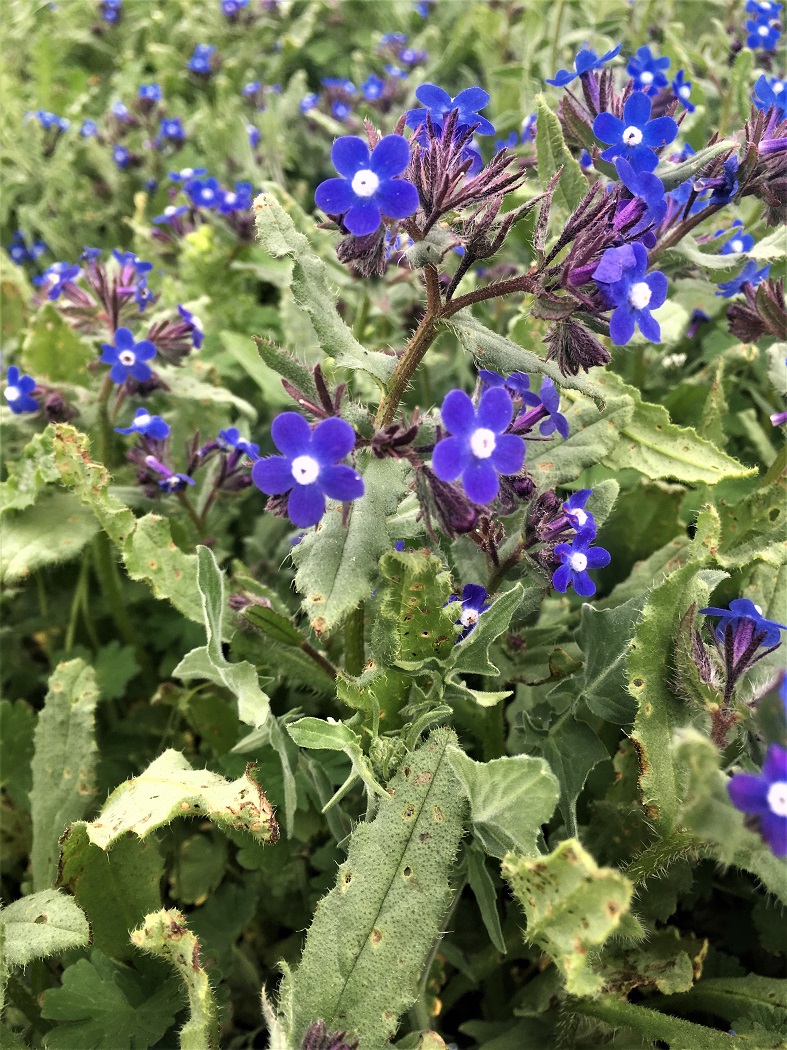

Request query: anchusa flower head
[
  {"left": 701, "top": 599, "right": 786, "bottom": 662},
  {"left": 728, "top": 745, "right": 787, "bottom": 857},
  {"left": 546, "top": 43, "right": 621, "bottom": 87},
  {"left": 562, "top": 489, "right": 595, "bottom": 535},
  {"left": 153, "top": 204, "right": 189, "bottom": 225},
  {"left": 716, "top": 220, "right": 753, "bottom": 255},
  {"left": 218, "top": 427, "right": 259, "bottom": 459},
  {"left": 716, "top": 260, "right": 771, "bottom": 298},
  {"left": 672, "top": 70, "right": 695, "bottom": 113},
  {"left": 510, "top": 377, "right": 570, "bottom": 439},
  {"left": 361, "top": 74, "right": 385, "bottom": 101},
  {"left": 100, "top": 327, "right": 157, "bottom": 384},
  {"left": 432, "top": 387, "right": 525, "bottom": 505},
  {"left": 593, "top": 92, "right": 678, "bottom": 173},
  {"left": 138, "top": 83, "right": 162, "bottom": 103},
  {"left": 248, "top": 123, "right": 261, "bottom": 149},
  {"left": 746, "top": 0, "right": 783, "bottom": 13},
  {"left": 552, "top": 533, "right": 611, "bottom": 597},
  {"left": 446, "top": 584, "right": 490, "bottom": 640},
  {"left": 115, "top": 407, "right": 170, "bottom": 440},
  {"left": 405, "top": 84, "right": 495, "bottom": 137},
  {"left": 4, "top": 366, "right": 39, "bottom": 415},
  {"left": 188, "top": 44, "right": 216, "bottom": 75},
  {"left": 170, "top": 165, "right": 208, "bottom": 183},
  {"left": 695, "top": 155, "right": 740, "bottom": 206},
  {"left": 7, "top": 231, "right": 47, "bottom": 266},
  {"left": 300, "top": 93, "right": 320, "bottom": 113},
  {"left": 746, "top": 14, "right": 781, "bottom": 50},
  {"left": 252, "top": 413, "right": 364, "bottom": 528},
  {"left": 752, "top": 74, "right": 786, "bottom": 116},
  {"left": 33, "top": 261, "right": 81, "bottom": 300},
  {"left": 185, "top": 176, "right": 223, "bottom": 209},
  {"left": 80, "top": 119, "right": 98, "bottom": 138},
  {"left": 143, "top": 454, "right": 196, "bottom": 494},
  {"left": 26, "top": 108, "right": 70, "bottom": 132},
  {"left": 221, "top": 0, "right": 249, "bottom": 17},
  {"left": 159, "top": 117, "right": 186, "bottom": 142},
  {"left": 112, "top": 144, "right": 131, "bottom": 169},
  {"left": 626, "top": 45, "right": 670, "bottom": 95},
  {"left": 99, "top": 0, "right": 122, "bottom": 23},
  {"left": 177, "top": 305, "right": 204, "bottom": 348},
  {"left": 218, "top": 180, "right": 253, "bottom": 215},
  {"left": 314, "top": 135, "right": 419, "bottom": 237},
  {"left": 593, "top": 242, "right": 668, "bottom": 344}
]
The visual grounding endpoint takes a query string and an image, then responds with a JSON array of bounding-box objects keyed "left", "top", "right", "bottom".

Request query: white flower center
[
  {"left": 165, "top": 206, "right": 177, "bottom": 216},
  {"left": 5, "top": 385, "right": 20, "bottom": 403},
  {"left": 629, "top": 281, "right": 652, "bottom": 310},
  {"left": 679, "top": 85, "right": 691, "bottom": 99},
  {"left": 572, "top": 508, "right": 589, "bottom": 527},
  {"left": 470, "top": 427, "right": 497, "bottom": 459},
  {"left": 767, "top": 781, "right": 787, "bottom": 817},
  {"left": 191, "top": 315, "right": 203, "bottom": 331},
  {"left": 759, "top": 24, "right": 769, "bottom": 36},
  {"left": 729, "top": 238, "right": 744, "bottom": 253},
  {"left": 351, "top": 169, "right": 380, "bottom": 197},
  {"left": 640, "top": 71, "right": 654, "bottom": 85},
  {"left": 182, "top": 168, "right": 194, "bottom": 177},
  {"left": 119, "top": 350, "right": 136, "bottom": 366},
  {"left": 460, "top": 608, "right": 479, "bottom": 628},
  {"left": 754, "top": 603, "right": 763, "bottom": 614},
  {"left": 569, "top": 551, "right": 588, "bottom": 573},
  {"left": 774, "top": 82, "right": 784, "bottom": 94},
  {"left": 623, "top": 125, "right": 644, "bottom": 146},
  {"left": 291, "top": 454, "right": 320, "bottom": 485},
  {"left": 225, "top": 193, "right": 237, "bottom": 205},
  {"left": 202, "top": 189, "right": 214, "bottom": 201},
  {"left": 135, "top": 412, "right": 151, "bottom": 427}
]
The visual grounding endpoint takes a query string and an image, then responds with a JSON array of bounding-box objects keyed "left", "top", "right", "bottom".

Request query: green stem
[
  {"left": 300, "top": 639, "right": 338, "bottom": 681},
  {"left": 624, "top": 830, "right": 705, "bottom": 885},
  {"left": 96, "top": 373, "right": 115, "bottom": 466},
  {"left": 550, "top": 0, "right": 568, "bottom": 74},
  {"left": 344, "top": 604, "right": 365, "bottom": 676},
  {"left": 374, "top": 311, "right": 439, "bottom": 428},
  {"left": 574, "top": 996, "right": 737, "bottom": 1049},
  {"left": 353, "top": 292, "right": 370, "bottom": 342},
  {"left": 176, "top": 490, "right": 206, "bottom": 537},
  {"left": 64, "top": 556, "right": 90, "bottom": 653}
]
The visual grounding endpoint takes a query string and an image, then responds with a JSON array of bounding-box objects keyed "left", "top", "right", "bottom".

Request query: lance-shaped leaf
[
  {"left": 0, "top": 491, "right": 99, "bottom": 583},
  {"left": 293, "top": 455, "right": 409, "bottom": 633},
  {"left": 502, "top": 839, "right": 634, "bottom": 997},
  {"left": 576, "top": 594, "right": 648, "bottom": 724},
  {"left": 130, "top": 910, "right": 219, "bottom": 1050},
  {"left": 716, "top": 454, "right": 787, "bottom": 570},
  {"left": 653, "top": 140, "right": 736, "bottom": 191},
  {"left": 574, "top": 994, "right": 743, "bottom": 1049},
  {"left": 535, "top": 94, "right": 587, "bottom": 216},
  {"left": 449, "top": 584, "right": 523, "bottom": 676},
  {"left": 31, "top": 659, "right": 99, "bottom": 892},
  {"left": 279, "top": 728, "right": 466, "bottom": 1047},
  {"left": 286, "top": 716, "right": 387, "bottom": 800},
  {"left": 447, "top": 748, "right": 559, "bottom": 859},
  {"left": 2, "top": 889, "right": 90, "bottom": 971},
  {"left": 661, "top": 975, "right": 787, "bottom": 1031},
  {"left": 173, "top": 546, "right": 270, "bottom": 729},
  {"left": 253, "top": 191, "right": 396, "bottom": 387}
]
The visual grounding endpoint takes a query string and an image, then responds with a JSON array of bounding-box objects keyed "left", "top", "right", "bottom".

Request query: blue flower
[
  {"left": 614, "top": 158, "right": 667, "bottom": 240},
  {"left": 728, "top": 745, "right": 787, "bottom": 858},
  {"left": 144, "top": 454, "right": 195, "bottom": 493},
  {"left": 314, "top": 134, "right": 419, "bottom": 237},
  {"left": 188, "top": 44, "right": 216, "bottom": 75},
  {"left": 300, "top": 93, "right": 320, "bottom": 113},
  {"left": 6, "top": 233, "right": 29, "bottom": 265},
  {"left": 694, "top": 156, "right": 739, "bottom": 206},
  {"left": 218, "top": 427, "right": 260, "bottom": 459},
  {"left": 562, "top": 489, "right": 595, "bottom": 536},
  {"left": 746, "top": 0, "right": 783, "bottom": 14},
  {"left": 81, "top": 247, "right": 101, "bottom": 262},
  {"left": 80, "top": 119, "right": 98, "bottom": 138},
  {"left": 4, "top": 366, "right": 38, "bottom": 414},
  {"left": 34, "top": 261, "right": 81, "bottom": 300},
  {"left": 100, "top": 327, "right": 157, "bottom": 384},
  {"left": 331, "top": 100, "right": 352, "bottom": 121},
  {"left": 252, "top": 413, "right": 364, "bottom": 528},
  {"left": 478, "top": 370, "right": 541, "bottom": 406},
  {"left": 138, "top": 83, "right": 162, "bottom": 102},
  {"left": 153, "top": 204, "right": 188, "bottom": 224},
  {"left": 626, "top": 45, "right": 670, "bottom": 95},
  {"left": 185, "top": 177, "right": 223, "bottom": 208},
  {"left": 717, "top": 221, "right": 754, "bottom": 255},
  {"left": 716, "top": 260, "right": 770, "bottom": 298},
  {"left": 593, "top": 92, "right": 678, "bottom": 173},
  {"left": 218, "top": 181, "right": 253, "bottom": 214},
  {"left": 361, "top": 74, "right": 385, "bottom": 101},
  {"left": 221, "top": 0, "right": 249, "bottom": 15},
  {"left": 112, "top": 250, "right": 153, "bottom": 277},
  {"left": 115, "top": 407, "right": 170, "bottom": 440},
  {"left": 752, "top": 74, "right": 786, "bottom": 115},
  {"left": 546, "top": 43, "right": 622, "bottom": 87},
  {"left": 405, "top": 84, "right": 495, "bottom": 136},
  {"left": 322, "top": 77, "right": 356, "bottom": 93},
  {"left": 432, "top": 387, "right": 525, "bottom": 505},
  {"left": 700, "top": 598, "right": 786, "bottom": 650},
  {"left": 552, "top": 534, "right": 611, "bottom": 597},
  {"left": 593, "top": 242, "right": 668, "bottom": 345},
  {"left": 537, "top": 378, "right": 570, "bottom": 438},
  {"left": 112, "top": 144, "right": 130, "bottom": 169},
  {"left": 169, "top": 166, "right": 207, "bottom": 182},
  {"left": 177, "top": 305, "right": 204, "bottom": 348},
  {"left": 446, "top": 584, "right": 491, "bottom": 640},
  {"left": 159, "top": 117, "right": 185, "bottom": 141},
  {"left": 494, "top": 130, "right": 521, "bottom": 152},
  {"left": 746, "top": 16, "right": 781, "bottom": 50},
  {"left": 248, "top": 123, "right": 260, "bottom": 149},
  {"left": 672, "top": 70, "right": 695, "bottom": 112},
  {"left": 27, "top": 109, "right": 69, "bottom": 132},
  {"left": 385, "top": 63, "right": 408, "bottom": 80},
  {"left": 242, "top": 80, "right": 261, "bottom": 97}
]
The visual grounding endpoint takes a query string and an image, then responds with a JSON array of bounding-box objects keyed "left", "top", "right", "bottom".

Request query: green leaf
[
  {"left": 576, "top": 594, "right": 648, "bottom": 724},
  {"left": 173, "top": 546, "right": 270, "bottom": 729},
  {"left": 502, "top": 839, "right": 634, "bottom": 997},
  {"left": 253, "top": 191, "right": 396, "bottom": 387},
  {"left": 21, "top": 303, "right": 94, "bottom": 383},
  {"left": 449, "top": 585, "right": 523, "bottom": 676},
  {"left": 716, "top": 459, "right": 787, "bottom": 571},
  {"left": 0, "top": 427, "right": 63, "bottom": 514},
  {"left": 0, "top": 490, "right": 100, "bottom": 583},
  {"left": 574, "top": 995, "right": 741, "bottom": 1049},
  {"left": 664, "top": 975, "right": 787, "bottom": 1027},
  {"left": 535, "top": 94, "right": 587, "bottom": 216},
  {"left": 293, "top": 455, "right": 409, "bottom": 633},
  {"left": 0, "top": 699, "right": 35, "bottom": 808},
  {"left": 219, "top": 330, "right": 292, "bottom": 407},
  {"left": 252, "top": 335, "right": 321, "bottom": 403},
  {"left": 541, "top": 716, "right": 609, "bottom": 833},
  {"left": 2, "top": 889, "right": 89, "bottom": 969},
  {"left": 466, "top": 841, "right": 506, "bottom": 954},
  {"left": 130, "top": 910, "right": 219, "bottom": 1050},
  {"left": 30, "top": 659, "right": 99, "bottom": 892},
  {"left": 592, "top": 926, "right": 698, "bottom": 996},
  {"left": 157, "top": 363, "right": 257, "bottom": 421},
  {"left": 233, "top": 714, "right": 300, "bottom": 840},
  {"left": 242, "top": 604, "right": 305, "bottom": 647},
  {"left": 729, "top": 47, "right": 755, "bottom": 124},
  {"left": 665, "top": 235, "right": 747, "bottom": 275},
  {"left": 446, "top": 748, "right": 559, "bottom": 859},
  {"left": 653, "top": 141, "right": 737, "bottom": 191},
  {"left": 749, "top": 227, "right": 787, "bottom": 262},
  {"left": 286, "top": 717, "right": 358, "bottom": 751},
  {"left": 280, "top": 728, "right": 466, "bottom": 1048}
]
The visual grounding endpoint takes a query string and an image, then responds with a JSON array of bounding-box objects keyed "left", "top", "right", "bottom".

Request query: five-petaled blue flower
[
  {"left": 138, "top": 83, "right": 162, "bottom": 102},
  {"left": 160, "top": 118, "right": 185, "bottom": 141},
  {"left": 145, "top": 454, "right": 195, "bottom": 493},
  {"left": 314, "top": 135, "right": 419, "bottom": 237},
  {"left": 447, "top": 584, "right": 491, "bottom": 640},
  {"left": 552, "top": 534, "right": 611, "bottom": 597},
  {"left": 700, "top": 598, "right": 786, "bottom": 650},
  {"left": 752, "top": 74, "right": 786, "bottom": 115},
  {"left": 113, "top": 144, "right": 130, "bottom": 169},
  {"left": 537, "top": 378, "right": 570, "bottom": 439},
  {"left": 4, "top": 366, "right": 38, "bottom": 415},
  {"left": 100, "top": 327, "right": 157, "bottom": 384},
  {"left": 219, "top": 427, "right": 260, "bottom": 459},
  {"left": 728, "top": 744, "right": 787, "bottom": 857},
  {"left": 593, "top": 92, "right": 678, "bottom": 173},
  {"left": 478, "top": 369, "right": 541, "bottom": 406},
  {"left": 188, "top": 44, "right": 216, "bottom": 75},
  {"left": 626, "top": 45, "right": 670, "bottom": 95},
  {"left": 35, "top": 261, "right": 80, "bottom": 300},
  {"left": 178, "top": 305, "right": 204, "bottom": 348},
  {"left": 716, "top": 260, "right": 771, "bottom": 298},
  {"left": 593, "top": 242, "right": 668, "bottom": 345},
  {"left": 405, "top": 84, "right": 495, "bottom": 136},
  {"left": 672, "top": 70, "right": 695, "bottom": 112},
  {"left": 115, "top": 408, "right": 170, "bottom": 440},
  {"left": 361, "top": 74, "right": 385, "bottom": 101},
  {"left": 546, "top": 43, "right": 621, "bottom": 87},
  {"left": 251, "top": 413, "right": 364, "bottom": 528},
  {"left": 746, "top": 15, "right": 781, "bottom": 50},
  {"left": 432, "top": 387, "right": 525, "bottom": 505},
  {"left": 562, "top": 490, "right": 595, "bottom": 535},
  {"left": 718, "top": 221, "right": 754, "bottom": 255},
  {"left": 80, "top": 119, "right": 98, "bottom": 138}
]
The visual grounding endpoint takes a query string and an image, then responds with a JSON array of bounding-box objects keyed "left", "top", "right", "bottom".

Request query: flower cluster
[
  {"left": 6, "top": 231, "right": 47, "bottom": 267},
  {"left": 745, "top": 0, "right": 782, "bottom": 50}
]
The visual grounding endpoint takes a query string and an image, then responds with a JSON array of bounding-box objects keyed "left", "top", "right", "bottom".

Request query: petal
[
  {"left": 761, "top": 812, "right": 787, "bottom": 858},
  {"left": 585, "top": 546, "right": 612, "bottom": 568},
  {"left": 623, "top": 90, "right": 652, "bottom": 126},
  {"left": 763, "top": 744, "right": 787, "bottom": 783},
  {"left": 642, "top": 115, "right": 678, "bottom": 149},
  {"left": 645, "top": 271, "right": 668, "bottom": 308},
  {"left": 130, "top": 361, "right": 153, "bottom": 382},
  {"left": 463, "top": 114, "right": 495, "bottom": 136},
  {"left": 539, "top": 377, "right": 559, "bottom": 413},
  {"left": 609, "top": 306, "right": 636, "bottom": 345},
  {"left": 114, "top": 327, "right": 135, "bottom": 350},
  {"left": 311, "top": 416, "right": 356, "bottom": 464},
  {"left": 109, "top": 362, "right": 129, "bottom": 384},
  {"left": 319, "top": 463, "right": 365, "bottom": 502},
  {"left": 271, "top": 412, "right": 312, "bottom": 456},
  {"left": 252, "top": 456, "right": 294, "bottom": 494},
  {"left": 441, "top": 388, "right": 476, "bottom": 435},
  {"left": 552, "top": 563, "right": 571, "bottom": 593},
  {"left": 727, "top": 772, "right": 769, "bottom": 815},
  {"left": 600, "top": 142, "right": 626, "bottom": 163},
  {"left": 461, "top": 583, "right": 488, "bottom": 608},
  {"left": 453, "top": 86, "right": 491, "bottom": 111},
  {"left": 462, "top": 458, "right": 499, "bottom": 504},
  {"left": 415, "top": 83, "right": 453, "bottom": 110},
  {"left": 6, "top": 367, "right": 19, "bottom": 384},
  {"left": 476, "top": 386, "right": 514, "bottom": 432},
  {"left": 370, "top": 134, "right": 411, "bottom": 178},
  {"left": 545, "top": 69, "right": 576, "bottom": 87},
  {"left": 288, "top": 483, "right": 326, "bottom": 528},
  {"left": 490, "top": 433, "right": 525, "bottom": 475},
  {"left": 572, "top": 571, "right": 597, "bottom": 597},
  {"left": 134, "top": 339, "right": 157, "bottom": 361},
  {"left": 375, "top": 178, "right": 420, "bottom": 220},
  {"left": 636, "top": 310, "right": 661, "bottom": 343},
  {"left": 331, "top": 136, "right": 370, "bottom": 177},
  {"left": 627, "top": 144, "right": 659, "bottom": 173},
  {"left": 599, "top": 43, "right": 622, "bottom": 63},
  {"left": 314, "top": 177, "right": 357, "bottom": 215},
  {"left": 593, "top": 112, "right": 625, "bottom": 145},
  {"left": 343, "top": 200, "right": 382, "bottom": 236},
  {"left": 478, "top": 369, "right": 505, "bottom": 387},
  {"left": 432, "top": 435, "right": 467, "bottom": 481}
]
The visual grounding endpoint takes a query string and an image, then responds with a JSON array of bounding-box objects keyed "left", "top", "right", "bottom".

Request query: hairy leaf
[
  {"left": 576, "top": 594, "right": 648, "bottom": 724},
  {"left": 535, "top": 94, "right": 587, "bottom": 216},
  {"left": 449, "top": 585, "right": 523, "bottom": 677},
  {"left": 0, "top": 490, "right": 99, "bottom": 582},
  {"left": 2, "top": 889, "right": 90, "bottom": 969}
]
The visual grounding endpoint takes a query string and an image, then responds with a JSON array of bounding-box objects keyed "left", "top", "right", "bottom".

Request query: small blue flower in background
[
  {"left": 112, "top": 250, "right": 153, "bottom": 277},
  {"left": 81, "top": 247, "right": 101, "bottom": 262},
  {"left": 562, "top": 489, "right": 595, "bottom": 535},
  {"left": 300, "top": 93, "right": 320, "bottom": 113},
  {"left": 728, "top": 745, "right": 787, "bottom": 857},
  {"left": 552, "top": 534, "right": 611, "bottom": 597},
  {"left": 626, "top": 45, "right": 670, "bottom": 95},
  {"left": 700, "top": 598, "right": 786, "bottom": 650},
  {"left": 746, "top": 14, "right": 781, "bottom": 49},
  {"left": 314, "top": 134, "right": 419, "bottom": 237},
  {"left": 145, "top": 455, "right": 196, "bottom": 493},
  {"left": 111, "top": 101, "right": 130, "bottom": 120},
  {"left": 746, "top": 0, "right": 783, "bottom": 14},
  {"left": 6, "top": 233, "right": 28, "bottom": 265},
  {"left": 593, "top": 242, "right": 668, "bottom": 345},
  {"left": 4, "top": 366, "right": 39, "bottom": 415},
  {"left": 752, "top": 74, "right": 786, "bottom": 114},
  {"left": 169, "top": 166, "right": 208, "bottom": 183},
  {"left": 322, "top": 77, "right": 356, "bottom": 93},
  {"left": 100, "top": 0, "right": 122, "bottom": 22},
  {"left": 521, "top": 113, "right": 537, "bottom": 142},
  {"left": 252, "top": 413, "right": 364, "bottom": 528},
  {"left": 221, "top": 0, "right": 249, "bottom": 15},
  {"left": 593, "top": 92, "right": 678, "bottom": 173},
  {"left": 717, "top": 220, "right": 754, "bottom": 255},
  {"left": 361, "top": 74, "right": 385, "bottom": 101},
  {"left": 34, "top": 261, "right": 81, "bottom": 300},
  {"left": 112, "top": 144, "right": 130, "bottom": 169},
  {"left": 100, "top": 327, "right": 157, "bottom": 384},
  {"left": 545, "top": 43, "right": 621, "bottom": 87},
  {"left": 447, "top": 584, "right": 491, "bottom": 640},
  {"left": 538, "top": 378, "right": 570, "bottom": 439},
  {"left": 115, "top": 407, "right": 170, "bottom": 440},
  {"left": 695, "top": 156, "right": 739, "bottom": 206},
  {"left": 432, "top": 387, "right": 525, "bottom": 505},
  {"left": 247, "top": 123, "right": 260, "bottom": 149},
  {"left": 80, "top": 119, "right": 98, "bottom": 138},
  {"left": 242, "top": 80, "right": 261, "bottom": 97},
  {"left": 153, "top": 204, "right": 188, "bottom": 224},
  {"left": 405, "top": 84, "right": 495, "bottom": 136},
  {"left": 716, "top": 260, "right": 770, "bottom": 298},
  {"left": 385, "top": 63, "right": 408, "bottom": 80},
  {"left": 188, "top": 44, "right": 216, "bottom": 75},
  {"left": 178, "top": 305, "right": 204, "bottom": 348},
  {"left": 672, "top": 70, "right": 695, "bottom": 112},
  {"left": 185, "top": 176, "right": 224, "bottom": 208},
  {"left": 478, "top": 370, "right": 541, "bottom": 405},
  {"left": 331, "top": 100, "right": 352, "bottom": 121},
  {"left": 494, "top": 130, "right": 521, "bottom": 152},
  {"left": 159, "top": 117, "right": 185, "bottom": 141},
  {"left": 218, "top": 427, "right": 260, "bottom": 459},
  {"left": 138, "top": 83, "right": 162, "bottom": 102},
  {"left": 218, "top": 181, "right": 253, "bottom": 214},
  {"left": 27, "top": 109, "right": 69, "bottom": 132}
]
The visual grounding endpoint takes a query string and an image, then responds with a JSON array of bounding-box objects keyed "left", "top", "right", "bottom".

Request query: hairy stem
[{"left": 344, "top": 603, "right": 365, "bottom": 675}]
